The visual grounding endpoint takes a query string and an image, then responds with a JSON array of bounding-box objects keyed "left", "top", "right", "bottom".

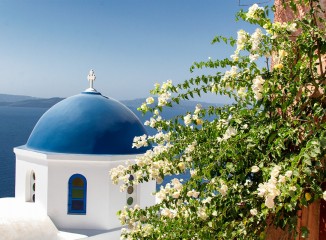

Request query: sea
[
  {"left": 0, "top": 105, "right": 190, "bottom": 198},
  {"left": 0, "top": 106, "right": 48, "bottom": 197}
]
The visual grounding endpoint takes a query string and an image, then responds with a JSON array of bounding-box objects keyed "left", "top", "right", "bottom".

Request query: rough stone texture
[
  {"left": 274, "top": 0, "right": 308, "bottom": 22},
  {"left": 274, "top": 0, "right": 326, "bottom": 25}
]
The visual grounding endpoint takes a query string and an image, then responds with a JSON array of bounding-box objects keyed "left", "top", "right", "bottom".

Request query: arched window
[
  {"left": 68, "top": 174, "right": 87, "bottom": 214},
  {"left": 25, "top": 170, "right": 35, "bottom": 202}
]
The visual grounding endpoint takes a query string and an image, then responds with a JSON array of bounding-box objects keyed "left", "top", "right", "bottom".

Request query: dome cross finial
[{"left": 87, "top": 69, "right": 96, "bottom": 89}]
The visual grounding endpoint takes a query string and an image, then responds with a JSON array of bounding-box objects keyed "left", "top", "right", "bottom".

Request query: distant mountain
[
  {"left": 0, "top": 98, "right": 64, "bottom": 108},
  {"left": 0, "top": 94, "right": 224, "bottom": 112},
  {"left": 0, "top": 94, "right": 38, "bottom": 103},
  {"left": 121, "top": 98, "right": 222, "bottom": 110}
]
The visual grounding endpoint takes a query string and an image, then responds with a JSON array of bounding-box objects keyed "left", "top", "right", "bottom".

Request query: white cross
[{"left": 87, "top": 69, "right": 96, "bottom": 89}]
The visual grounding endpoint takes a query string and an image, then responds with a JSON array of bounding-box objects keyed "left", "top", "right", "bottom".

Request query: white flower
[
  {"left": 184, "top": 114, "right": 192, "bottom": 126},
  {"left": 172, "top": 191, "right": 180, "bottom": 199},
  {"left": 285, "top": 170, "right": 292, "bottom": 178},
  {"left": 194, "top": 104, "right": 202, "bottom": 114},
  {"left": 230, "top": 53, "right": 239, "bottom": 62},
  {"left": 252, "top": 75, "right": 264, "bottom": 87},
  {"left": 158, "top": 91, "right": 171, "bottom": 106},
  {"left": 287, "top": 23, "right": 297, "bottom": 32},
  {"left": 278, "top": 175, "right": 286, "bottom": 183},
  {"left": 146, "top": 97, "right": 154, "bottom": 105},
  {"left": 251, "top": 166, "right": 260, "bottom": 173},
  {"left": 149, "top": 117, "right": 156, "bottom": 128},
  {"left": 191, "top": 190, "right": 200, "bottom": 198},
  {"left": 251, "top": 75, "right": 265, "bottom": 100},
  {"left": 202, "top": 197, "right": 212, "bottom": 204},
  {"left": 140, "top": 103, "right": 148, "bottom": 111},
  {"left": 238, "top": 87, "right": 247, "bottom": 98},
  {"left": 222, "top": 126, "right": 237, "bottom": 141},
  {"left": 250, "top": 28, "right": 263, "bottom": 52},
  {"left": 278, "top": 49, "right": 287, "bottom": 59},
  {"left": 246, "top": 4, "right": 264, "bottom": 20},
  {"left": 230, "top": 66, "right": 238, "bottom": 77},
  {"left": 161, "top": 208, "right": 174, "bottom": 218},
  {"left": 187, "top": 189, "right": 200, "bottom": 198},
  {"left": 249, "top": 53, "right": 259, "bottom": 62},
  {"left": 161, "top": 80, "right": 173, "bottom": 91},
  {"left": 220, "top": 184, "right": 228, "bottom": 196},
  {"left": 172, "top": 178, "right": 183, "bottom": 191},
  {"left": 323, "top": 191, "right": 326, "bottom": 201},
  {"left": 222, "top": 66, "right": 238, "bottom": 82},
  {"left": 190, "top": 169, "right": 197, "bottom": 177},
  {"left": 257, "top": 183, "right": 267, "bottom": 197},
  {"left": 270, "top": 165, "right": 281, "bottom": 178},
  {"left": 250, "top": 208, "right": 258, "bottom": 216},
  {"left": 154, "top": 109, "right": 160, "bottom": 115},
  {"left": 265, "top": 195, "right": 275, "bottom": 208},
  {"left": 197, "top": 207, "right": 208, "bottom": 220},
  {"left": 289, "top": 186, "right": 297, "bottom": 192},
  {"left": 132, "top": 134, "right": 148, "bottom": 148},
  {"left": 244, "top": 179, "right": 252, "bottom": 187},
  {"left": 237, "top": 29, "right": 248, "bottom": 51},
  {"left": 142, "top": 224, "right": 154, "bottom": 236},
  {"left": 185, "top": 141, "right": 197, "bottom": 154}
]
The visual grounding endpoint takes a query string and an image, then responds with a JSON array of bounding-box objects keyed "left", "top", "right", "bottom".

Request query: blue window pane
[
  {"left": 72, "top": 200, "right": 84, "bottom": 211},
  {"left": 127, "top": 197, "right": 133, "bottom": 205},
  {"left": 72, "top": 189, "right": 84, "bottom": 198},
  {"left": 68, "top": 174, "right": 87, "bottom": 214},
  {"left": 72, "top": 178, "right": 84, "bottom": 187}
]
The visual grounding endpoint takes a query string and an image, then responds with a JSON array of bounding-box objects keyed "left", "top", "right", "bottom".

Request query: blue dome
[{"left": 26, "top": 91, "right": 149, "bottom": 155}]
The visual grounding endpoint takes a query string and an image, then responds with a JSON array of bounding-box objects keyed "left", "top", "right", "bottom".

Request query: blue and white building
[{"left": 2, "top": 70, "right": 155, "bottom": 239}]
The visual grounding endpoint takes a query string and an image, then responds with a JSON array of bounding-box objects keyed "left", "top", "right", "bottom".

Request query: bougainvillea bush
[{"left": 110, "top": 1, "right": 325, "bottom": 239}]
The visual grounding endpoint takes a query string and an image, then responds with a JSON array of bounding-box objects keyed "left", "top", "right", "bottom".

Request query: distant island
[{"left": 0, "top": 93, "right": 223, "bottom": 110}]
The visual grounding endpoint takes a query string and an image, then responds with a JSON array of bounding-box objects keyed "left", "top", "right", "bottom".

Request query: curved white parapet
[{"left": 0, "top": 198, "right": 87, "bottom": 240}]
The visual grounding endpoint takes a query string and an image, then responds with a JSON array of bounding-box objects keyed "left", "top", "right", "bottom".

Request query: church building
[{"left": 11, "top": 70, "right": 155, "bottom": 236}]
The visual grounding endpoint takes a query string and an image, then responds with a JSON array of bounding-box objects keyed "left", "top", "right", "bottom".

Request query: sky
[{"left": 0, "top": 0, "right": 273, "bottom": 103}]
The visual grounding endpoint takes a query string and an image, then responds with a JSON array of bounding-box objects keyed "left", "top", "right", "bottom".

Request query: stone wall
[
  {"left": 274, "top": 0, "right": 326, "bottom": 24},
  {"left": 271, "top": 1, "right": 325, "bottom": 239}
]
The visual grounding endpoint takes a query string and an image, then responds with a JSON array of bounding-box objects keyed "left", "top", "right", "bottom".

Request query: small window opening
[
  {"left": 25, "top": 170, "right": 35, "bottom": 202},
  {"left": 126, "top": 175, "right": 137, "bottom": 207},
  {"left": 68, "top": 174, "right": 87, "bottom": 214}
]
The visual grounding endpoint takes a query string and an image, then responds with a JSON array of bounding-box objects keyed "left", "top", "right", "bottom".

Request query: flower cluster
[
  {"left": 236, "top": 29, "right": 248, "bottom": 52},
  {"left": 222, "top": 66, "right": 238, "bottom": 82},
  {"left": 246, "top": 3, "right": 264, "bottom": 20},
  {"left": 257, "top": 165, "right": 294, "bottom": 209},
  {"left": 250, "top": 28, "right": 263, "bottom": 52},
  {"left": 251, "top": 75, "right": 265, "bottom": 100},
  {"left": 156, "top": 178, "right": 184, "bottom": 202},
  {"left": 183, "top": 104, "right": 204, "bottom": 126},
  {"left": 263, "top": 21, "right": 297, "bottom": 39},
  {"left": 132, "top": 134, "right": 148, "bottom": 148},
  {"left": 273, "top": 49, "right": 288, "bottom": 70},
  {"left": 217, "top": 126, "right": 237, "bottom": 142},
  {"left": 157, "top": 80, "right": 173, "bottom": 107},
  {"left": 113, "top": 2, "right": 326, "bottom": 239}
]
